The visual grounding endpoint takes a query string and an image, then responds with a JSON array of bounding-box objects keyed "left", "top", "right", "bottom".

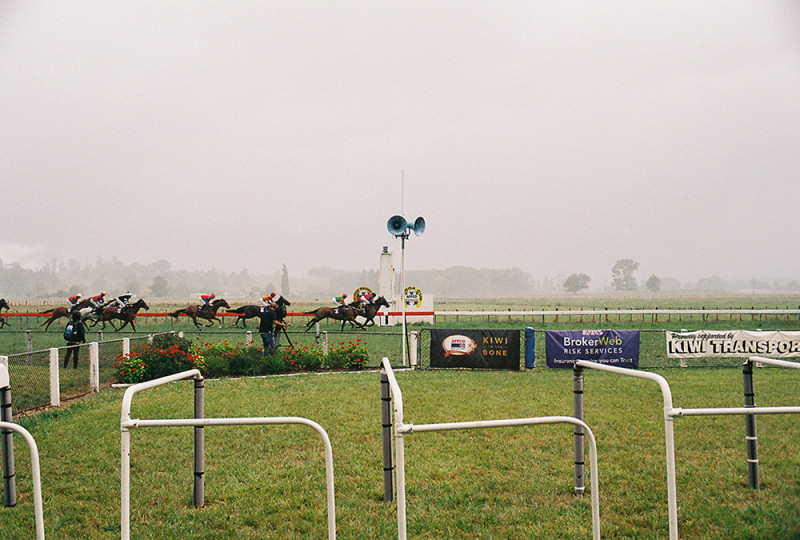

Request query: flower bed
[{"left": 114, "top": 334, "right": 370, "bottom": 384}]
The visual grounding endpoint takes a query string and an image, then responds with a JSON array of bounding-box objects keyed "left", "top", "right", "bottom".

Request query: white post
[
  {"left": 408, "top": 331, "right": 419, "bottom": 368},
  {"left": 246, "top": 331, "right": 253, "bottom": 346},
  {"left": 0, "top": 356, "right": 7, "bottom": 369},
  {"left": 90, "top": 342, "right": 100, "bottom": 392},
  {"left": 123, "top": 338, "right": 130, "bottom": 357},
  {"left": 49, "top": 348, "right": 60, "bottom": 407}
]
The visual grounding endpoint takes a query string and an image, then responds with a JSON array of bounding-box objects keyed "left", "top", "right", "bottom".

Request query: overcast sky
[{"left": 2, "top": 1, "right": 799, "bottom": 287}]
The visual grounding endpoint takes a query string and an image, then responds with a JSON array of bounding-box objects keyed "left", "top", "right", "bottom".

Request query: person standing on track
[
  {"left": 257, "top": 303, "right": 287, "bottom": 355},
  {"left": 63, "top": 310, "right": 86, "bottom": 369}
]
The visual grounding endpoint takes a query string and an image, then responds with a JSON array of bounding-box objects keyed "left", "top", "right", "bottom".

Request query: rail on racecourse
[
  {"left": 0, "top": 364, "right": 46, "bottom": 539},
  {"left": 119, "top": 369, "right": 336, "bottom": 540},
  {"left": 573, "top": 357, "right": 800, "bottom": 540},
  {"left": 380, "top": 357, "right": 601, "bottom": 540}
]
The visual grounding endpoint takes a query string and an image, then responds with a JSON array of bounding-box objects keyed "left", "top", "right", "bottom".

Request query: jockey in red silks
[{"left": 199, "top": 293, "right": 216, "bottom": 308}]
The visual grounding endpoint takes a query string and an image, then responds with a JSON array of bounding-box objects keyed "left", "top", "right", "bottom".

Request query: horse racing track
[{"left": 2, "top": 365, "right": 799, "bottom": 538}]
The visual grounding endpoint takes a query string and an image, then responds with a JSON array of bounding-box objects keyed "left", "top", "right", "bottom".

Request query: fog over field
[{"left": 2, "top": 1, "right": 799, "bottom": 290}]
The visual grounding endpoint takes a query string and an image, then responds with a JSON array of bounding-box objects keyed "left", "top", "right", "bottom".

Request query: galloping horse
[
  {"left": 0, "top": 298, "right": 10, "bottom": 329},
  {"left": 92, "top": 298, "right": 149, "bottom": 332},
  {"left": 170, "top": 298, "right": 231, "bottom": 329},
  {"left": 304, "top": 304, "right": 364, "bottom": 332},
  {"left": 356, "top": 296, "right": 391, "bottom": 327},
  {"left": 229, "top": 296, "right": 291, "bottom": 328},
  {"left": 40, "top": 298, "right": 93, "bottom": 330}
]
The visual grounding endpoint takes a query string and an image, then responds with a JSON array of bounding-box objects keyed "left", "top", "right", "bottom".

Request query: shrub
[
  {"left": 282, "top": 345, "right": 324, "bottom": 372},
  {"left": 114, "top": 334, "right": 201, "bottom": 384},
  {"left": 325, "top": 339, "right": 369, "bottom": 370},
  {"left": 191, "top": 339, "right": 241, "bottom": 377}
]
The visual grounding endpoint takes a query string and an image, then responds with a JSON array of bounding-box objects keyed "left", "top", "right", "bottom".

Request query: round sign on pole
[
  {"left": 353, "top": 286, "right": 374, "bottom": 299},
  {"left": 404, "top": 286, "right": 422, "bottom": 308}
]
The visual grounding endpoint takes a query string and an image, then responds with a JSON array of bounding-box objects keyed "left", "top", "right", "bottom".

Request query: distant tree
[
  {"left": 563, "top": 273, "right": 591, "bottom": 293},
  {"left": 281, "top": 263, "right": 290, "bottom": 296},
  {"left": 611, "top": 259, "right": 639, "bottom": 291},
  {"left": 697, "top": 275, "right": 726, "bottom": 291},
  {"left": 645, "top": 274, "right": 661, "bottom": 292},
  {"left": 150, "top": 276, "right": 170, "bottom": 297}
]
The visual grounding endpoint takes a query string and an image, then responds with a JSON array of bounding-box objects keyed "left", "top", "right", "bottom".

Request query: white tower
[{"left": 378, "top": 246, "right": 396, "bottom": 303}]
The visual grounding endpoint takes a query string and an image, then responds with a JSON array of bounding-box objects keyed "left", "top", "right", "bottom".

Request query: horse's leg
[{"left": 116, "top": 320, "right": 128, "bottom": 332}]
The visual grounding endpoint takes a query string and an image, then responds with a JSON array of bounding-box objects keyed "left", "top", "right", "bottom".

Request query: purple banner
[{"left": 545, "top": 330, "right": 639, "bottom": 369}]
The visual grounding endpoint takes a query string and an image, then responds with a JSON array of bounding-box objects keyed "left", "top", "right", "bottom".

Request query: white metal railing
[
  {"left": 381, "top": 357, "right": 601, "bottom": 539},
  {"left": 574, "top": 355, "right": 800, "bottom": 540},
  {"left": 119, "top": 369, "right": 336, "bottom": 540}
]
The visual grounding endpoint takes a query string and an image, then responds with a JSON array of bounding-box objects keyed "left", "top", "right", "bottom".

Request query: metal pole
[
  {"left": 193, "top": 377, "right": 205, "bottom": 507},
  {"left": 1, "top": 384, "right": 16, "bottom": 507},
  {"left": 742, "top": 361, "right": 759, "bottom": 489},
  {"left": 401, "top": 234, "right": 407, "bottom": 367},
  {"left": 573, "top": 366, "right": 585, "bottom": 495},
  {"left": 381, "top": 371, "right": 394, "bottom": 501}
]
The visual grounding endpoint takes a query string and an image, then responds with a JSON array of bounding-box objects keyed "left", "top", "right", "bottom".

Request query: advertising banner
[
  {"left": 545, "top": 330, "right": 640, "bottom": 369},
  {"left": 430, "top": 329, "right": 520, "bottom": 370},
  {"left": 666, "top": 330, "right": 800, "bottom": 358}
]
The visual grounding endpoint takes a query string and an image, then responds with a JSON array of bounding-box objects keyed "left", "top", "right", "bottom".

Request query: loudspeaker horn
[
  {"left": 413, "top": 216, "right": 426, "bottom": 236},
  {"left": 387, "top": 215, "right": 408, "bottom": 236}
]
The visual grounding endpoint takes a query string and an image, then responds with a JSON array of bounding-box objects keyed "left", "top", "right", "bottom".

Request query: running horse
[
  {"left": 40, "top": 298, "right": 93, "bottom": 330},
  {"left": 0, "top": 298, "right": 10, "bottom": 329},
  {"left": 356, "top": 295, "right": 391, "bottom": 327},
  {"left": 229, "top": 296, "right": 292, "bottom": 328},
  {"left": 170, "top": 298, "right": 231, "bottom": 329},
  {"left": 92, "top": 298, "right": 150, "bottom": 332},
  {"left": 304, "top": 303, "right": 364, "bottom": 332}
]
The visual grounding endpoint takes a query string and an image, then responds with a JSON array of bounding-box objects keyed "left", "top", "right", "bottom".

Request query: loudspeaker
[
  {"left": 387, "top": 215, "right": 408, "bottom": 236},
  {"left": 412, "top": 216, "right": 425, "bottom": 236}
]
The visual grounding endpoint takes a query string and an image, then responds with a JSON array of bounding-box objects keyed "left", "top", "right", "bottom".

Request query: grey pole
[
  {"left": 381, "top": 371, "right": 394, "bottom": 501},
  {"left": 1, "top": 385, "right": 16, "bottom": 507},
  {"left": 573, "top": 366, "right": 585, "bottom": 495},
  {"left": 193, "top": 377, "right": 205, "bottom": 507},
  {"left": 742, "top": 360, "right": 759, "bottom": 489}
]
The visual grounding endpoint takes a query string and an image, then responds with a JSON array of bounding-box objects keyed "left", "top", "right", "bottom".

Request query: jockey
[
  {"left": 89, "top": 292, "right": 106, "bottom": 311},
  {"left": 333, "top": 293, "right": 348, "bottom": 315},
  {"left": 67, "top": 294, "right": 82, "bottom": 311},
  {"left": 260, "top": 292, "right": 277, "bottom": 311},
  {"left": 114, "top": 291, "right": 133, "bottom": 313},
  {"left": 199, "top": 294, "right": 215, "bottom": 311}
]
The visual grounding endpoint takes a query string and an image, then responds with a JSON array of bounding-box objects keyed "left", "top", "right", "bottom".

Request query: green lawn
[{"left": 3, "top": 366, "right": 799, "bottom": 538}]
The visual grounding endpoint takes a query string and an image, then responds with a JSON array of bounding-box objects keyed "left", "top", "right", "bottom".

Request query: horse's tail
[
  {"left": 40, "top": 308, "right": 55, "bottom": 314},
  {"left": 170, "top": 309, "right": 185, "bottom": 318},
  {"left": 228, "top": 306, "right": 247, "bottom": 314}
]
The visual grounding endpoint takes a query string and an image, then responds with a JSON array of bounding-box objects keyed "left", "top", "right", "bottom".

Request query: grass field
[{"left": 2, "top": 365, "right": 800, "bottom": 538}]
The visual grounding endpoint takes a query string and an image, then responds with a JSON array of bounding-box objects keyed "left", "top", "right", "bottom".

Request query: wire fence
[{"left": 3, "top": 320, "right": 799, "bottom": 416}]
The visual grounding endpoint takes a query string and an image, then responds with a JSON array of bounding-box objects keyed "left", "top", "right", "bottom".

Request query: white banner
[{"left": 666, "top": 330, "right": 800, "bottom": 358}]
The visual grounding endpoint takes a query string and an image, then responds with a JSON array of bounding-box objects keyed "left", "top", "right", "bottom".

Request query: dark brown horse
[
  {"left": 171, "top": 298, "right": 231, "bottom": 329},
  {"left": 0, "top": 298, "right": 9, "bottom": 329},
  {"left": 92, "top": 298, "right": 149, "bottom": 332},
  {"left": 229, "top": 296, "right": 291, "bottom": 328},
  {"left": 356, "top": 295, "right": 391, "bottom": 327},
  {"left": 304, "top": 304, "right": 364, "bottom": 332},
  {"left": 40, "top": 299, "right": 93, "bottom": 330}
]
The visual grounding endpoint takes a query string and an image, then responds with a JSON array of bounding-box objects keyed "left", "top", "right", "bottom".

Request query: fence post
[
  {"left": 743, "top": 360, "right": 759, "bottom": 489},
  {"left": 49, "top": 348, "right": 60, "bottom": 407},
  {"left": 246, "top": 331, "right": 253, "bottom": 345},
  {"left": 193, "top": 377, "right": 205, "bottom": 508},
  {"left": 26, "top": 331, "right": 33, "bottom": 366},
  {"left": 90, "top": 342, "right": 100, "bottom": 393},
  {"left": 381, "top": 370, "right": 394, "bottom": 502},
  {"left": 123, "top": 338, "right": 130, "bottom": 357},
  {"left": 1, "top": 364, "right": 16, "bottom": 507},
  {"left": 408, "top": 332, "right": 419, "bottom": 368},
  {"left": 573, "top": 366, "right": 585, "bottom": 495},
  {"left": 321, "top": 331, "right": 328, "bottom": 354}
]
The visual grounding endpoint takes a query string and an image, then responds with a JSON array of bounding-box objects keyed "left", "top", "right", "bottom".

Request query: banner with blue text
[{"left": 545, "top": 330, "right": 640, "bottom": 368}]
